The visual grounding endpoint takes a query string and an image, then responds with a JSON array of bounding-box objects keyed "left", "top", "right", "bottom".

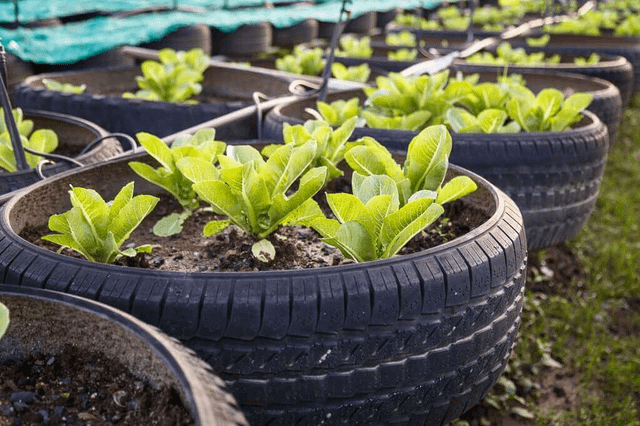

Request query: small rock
[
  {"left": 129, "top": 399, "right": 140, "bottom": 410},
  {"left": 133, "top": 381, "right": 144, "bottom": 392},
  {"left": 37, "top": 409, "right": 50, "bottom": 424},
  {"left": 59, "top": 377, "right": 71, "bottom": 386},
  {"left": 78, "top": 412, "right": 97, "bottom": 421},
  {"left": 113, "top": 390, "right": 127, "bottom": 407},
  {"left": 53, "top": 406, "right": 66, "bottom": 417},
  {"left": 46, "top": 356, "right": 56, "bottom": 366},
  {"left": 12, "top": 401, "right": 29, "bottom": 412},
  {"left": 0, "top": 405, "right": 13, "bottom": 416},
  {"left": 198, "top": 265, "right": 208, "bottom": 272},
  {"left": 173, "top": 254, "right": 183, "bottom": 261},
  {"left": 152, "top": 256, "right": 165, "bottom": 267},
  {"left": 16, "top": 378, "right": 34, "bottom": 387},
  {"left": 10, "top": 391, "right": 37, "bottom": 404}
]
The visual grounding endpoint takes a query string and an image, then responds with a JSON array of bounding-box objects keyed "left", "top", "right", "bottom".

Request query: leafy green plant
[
  {"left": 385, "top": 31, "right": 417, "bottom": 46},
  {"left": 466, "top": 42, "right": 561, "bottom": 66},
  {"left": 442, "top": 16, "right": 470, "bottom": 30},
  {"left": 331, "top": 62, "right": 371, "bottom": 83},
  {"left": 42, "top": 78, "right": 86, "bottom": 94},
  {"left": 361, "top": 110, "right": 432, "bottom": 131},
  {"left": 275, "top": 46, "right": 325, "bottom": 76},
  {"left": 388, "top": 49, "right": 418, "bottom": 61},
  {"left": 437, "top": 6, "right": 461, "bottom": 20},
  {"left": 525, "top": 34, "right": 550, "bottom": 47},
  {"left": 306, "top": 125, "right": 476, "bottom": 261},
  {"left": 573, "top": 53, "right": 601, "bottom": 66},
  {"left": 394, "top": 13, "right": 440, "bottom": 30},
  {"left": 129, "top": 130, "right": 226, "bottom": 236},
  {"left": 176, "top": 142, "right": 328, "bottom": 261},
  {"left": 506, "top": 87, "right": 593, "bottom": 132},
  {"left": 42, "top": 182, "right": 159, "bottom": 264},
  {"left": 0, "top": 107, "right": 58, "bottom": 172},
  {"left": 314, "top": 97, "right": 361, "bottom": 127},
  {"left": 0, "top": 302, "right": 8, "bottom": 340},
  {"left": 336, "top": 35, "right": 372, "bottom": 59},
  {"left": 123, "top": 48, "right": 210, "bottom": 103},
  {"left": 446, "top": 107, "right": 521, "bottom": 133},
  {"left": 615, "top": 14, "right": 640, "bottom": 36}
]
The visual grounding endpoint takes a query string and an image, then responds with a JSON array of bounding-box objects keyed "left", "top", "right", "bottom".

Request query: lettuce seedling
[
  {"left": 526, "top": 34, "right": 550, "bottom": 47},
  {"left": 345, "top": 124, "right": 477, "bottom": 206},
  {"left": 446, "top": 107, "right": 521, "bottom": 133},
  {"left": 386, "top": 31, "right": 417, "bottom": 47},
  {"left": 275, "top": 46, "right": 325, "bottom": 76},
  {"left": 331, "top": 62, "right": 371, "bottom": 83},
  {"left": 466, "top": 42, "right": 561, "bottom": 66},
  {"left": 361, "top": 110, "right": 432, "bottom": 131},
  {"left": 0, "top": 302, "right": 8, "bottom": 340},
  {"left": 176, "top": 142, "right": 327, "bottom": 261},
  {"left": 308, "top": 125, "right": 477, "bottom": 261},
  {"left": 123, "top": 48, "right": 210, "bottom": 103},
  {"left": 506, "top": 87, "right": 593, "bottom": 132},
  {"left": 43, "top": 78, "right": 86, "bottom": 94},
  {"left": 388, "top": 49, "right": 418, "bottom": 61},
  {"left": 0, "top": 107, "right": 58, "bottom": 172},
  {"left": 336, "top": 35, "right": 373, "bottom": 59},
  {"left": 315, "top": 97, "right": 361, "bottom": 126},
  {"left": 42, "top": 182, "right": 158, "bottom": 264},
  {"left": 394, "top": 13, "right": 440, "bottom": 30},
  {"left": 129, "top": 130, "right": 226, "bottom": 236},
  {"left": 263, "top": 118, "right": 358, "bottom": 181},
  {"left": 573, "top": 53, "right": 601, "bottom": 66}
]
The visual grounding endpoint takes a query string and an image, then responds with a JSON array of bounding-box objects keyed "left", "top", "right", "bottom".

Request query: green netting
[{"left": 0, "top": 0, "right": 442, "bottom": 64}]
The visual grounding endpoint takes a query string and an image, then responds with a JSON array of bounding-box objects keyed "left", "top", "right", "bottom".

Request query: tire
[
  {"left": 0, "top": 152, "right": 527, "bottom": 425},
  {"left": 0, "top": 285, "right": 248, "bottom": 426},
  {"left": 141, "top": 24, "right": 212, "bottom": 56},
  {"left": 12, "top": 64, "right": 296, "bottom": 138},
  {"left": 452, "top": 64, "right": 624, "bottom": 144},
  {"left": 272, "top": 19, "right": 319, "bottom": 48},
  {"left": 377, "top": 7, "right": 402, "bottom": 29},
  {"left": 0, "top": 109, "right": 131, "bottom": 201},
  {"left": 263, "top": 87, "right": 609, "bottom": 251},
  {"left": 212, "top": 23, "right": 272, "bottom": 57},
  {"left": 345, "top": 11, "right": 377, "bottom": 34},
  {"left": 5, "top": 53, "right": 33, "bottom": 89}
]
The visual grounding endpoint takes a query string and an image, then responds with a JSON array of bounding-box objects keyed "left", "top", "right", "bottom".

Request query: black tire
[
  {"left": 451, "top": 64, "right": 624, "bottom": 144},
  {"left": 272, "top": 19, "right": 319, "bottom": 48},
  {"left": 0, "top": 285, "right": 248, "bottom": 426},
  {"left": 141, "top": 24, "right": 213, "bottom": 56},
  {"left": 0, "top": 152, "right": 527, "bottom": 425},
  {"left": 263, "top": 89, "right": 609, "bottom": 252},
  {"left": 12, "top": 64, "right": 296, "bottom": 138},
  {"left": 0, "top": 109, "right": 130, "bottom": 201},
  {"left": 344, "top": 11, "right": 377, "bottom": 34},
  {"left": 5, "top": 53, "right": 33, "bottom": 89},
  {"left": 212, "top": 23, "right": 272, "bottom": 57},
  {"left": 377, "top": 7, "right": 402, "bottom": 29}
]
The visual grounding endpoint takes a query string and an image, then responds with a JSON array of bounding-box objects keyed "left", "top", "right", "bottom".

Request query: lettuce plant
[
  {"left": 42, "top": 79, "right": 86, "bottom": 94},
  {"left": 388, "top": 49, "right": 418, "bottom": 61},
  {"left": 263, "top": 118, "right": 358, "bottom": 181},
  {"left": 315, "top": 98, "right": 361, "bottom": 127},
  {"left": 446, "top": 107, "right": 520, "bottom": 133},
  {"left": 574, "top": 53, "right": 601, "bottom": 66},
  {"left": 176, "top": 142, "right": 327, "bottom": 261},
  {"left": 306, "top": 125, "right": 477, "bottom": 261},
  {"left": 506, "top": 87, "right": 593, "bottom": 132},
  {"left": 123, "top": 48, "right": 210, "bottom": 103},
  {"left": 275, "top": 46, "right": 325, "bottom": 76},
  {"left": 466, "top": 42, "right": 561, "bottom": 66},
  {"left": 129, "top": 130, "right": 226, "bottom": 236},
  {"left": 386, "top": 31, "right": 417, "bottom": 46},
  {"left": 0, "top": 108, "right": 58, "bottom": 172},
  {"left": 331, "top": 62, "right": 370, "bottom": 83},
  {"left": 42, "top": 182, "right": 158, "bottom": 264},
  {"left": 394, "top": 13, "right": 440, "bottom": 30},
  {"left": 336, "top": 35, "right": 372, "bottom": 59},
  {"left": 0, "top": 302, "right": 8, "bottom": 340}
]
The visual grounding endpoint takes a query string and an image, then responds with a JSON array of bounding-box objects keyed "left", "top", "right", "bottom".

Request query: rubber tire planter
[
  {"left": 0, "top": 285, "right": 248, "bottom": 426},
  {"left": 12, "top": 64, "right": 299, "bottom": 139},
  {"left": 262, "top": 86, "right": 609, "bottom": 251},
  {"left": 0, "top": 109, "right": 129, "bottom": 200},
  {"left": 0, "top": 152, "right": 527, "bottom": 425}
]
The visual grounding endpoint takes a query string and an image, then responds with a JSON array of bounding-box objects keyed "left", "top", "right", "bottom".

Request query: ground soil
[{"left": 0, "top": 345, "right": 193, "bottom": 426}]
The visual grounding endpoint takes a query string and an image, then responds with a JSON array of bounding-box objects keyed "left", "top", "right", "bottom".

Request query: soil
[
  {"left": 0, "top": 345, "right": 193, "bottom": 426},
  {"left": 22, "top": 192, "right": 487, "bottom": 273}
]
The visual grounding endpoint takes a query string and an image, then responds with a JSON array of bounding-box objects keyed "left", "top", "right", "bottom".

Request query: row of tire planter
[
  {"left": 262, "top": 70, "right": 611, "bottom": 252},
  {"left": 0, "top": 109, "right": 132, "bottom": 204},
  {"left": 0, "top": 141, "right": 528, "bottom": 424},
  {"left": 12, "top": 62, "right": 309, "bottom": 139},
  {"left": 0, "top": 285, "right": 248, "bottom": 426}
]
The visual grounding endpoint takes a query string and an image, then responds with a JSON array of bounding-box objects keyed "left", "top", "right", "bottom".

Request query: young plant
[
  {"left": 129, "top": 130, "right": 226, "bottom": 236},
  {"left": 506, "top": 87, "right": 593, "bottom": 132},
  {"left": 263, "top": 118, "right": 358, "bottom": 181},
  {"left": 176, "top": 142, "right": 328, "bottom": 262},
  {"left": 42, "top": 78, "right": 86, "bottom": 94},
  {"left": 123, "top": 48, "right": 210, "bottom": 103},
  {"left": 394, "top": 13, "right": 440, "bottom": 30},
  {"left": 336, "top": 35, "right": 373, "bottom": 59},
  {"left": 314, "top": 97, "right": 361, "bottom": 127},
  {"left": 0, "top": 302, "right": 8, "bottom": 340},
  {"left": 331, "top": 62, "right": 371, "bottom": 83},
  {"left": 573, "top": 53, "right": 601, "bottom": 66},
  {"left": 0, "top": 108, "right": 58, "bottom": 172},
  {"left": 525, "top": 34, "right": 550, "bottom": 47},
  {"left": 466, "top": 42, "right": 561, "bottom": 66},
  {"left": 307, "top": 125, "right": 477, "bottom": 262},
  {"left": 446, "top": 107, "right": 521, "bottom": 133},
  {"left": 42, "top": 182, "right": 159, "bottom": 264},
  {"left": 385, "top": 31, "right": 417, "bottom": 47},
  {"left": 388, "top": 49, "right": 418, "bottom": 61},
  {"left": 275, "top": 46, "right": 325, "bottom": 76}
]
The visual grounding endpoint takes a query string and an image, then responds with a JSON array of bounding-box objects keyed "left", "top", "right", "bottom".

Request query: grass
[{"left": 457, "top": 97, "right": 640, "bottom": 425}]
